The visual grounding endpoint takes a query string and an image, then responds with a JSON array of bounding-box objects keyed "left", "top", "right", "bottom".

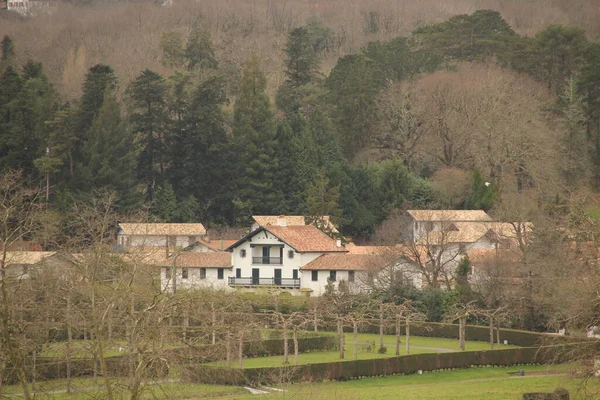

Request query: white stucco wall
[
  {"left": 160, "top": 266, "right": 231, "bottom": 291},
  {"left": 118, "top": 234, "right": 200, "bottom": 248},
  {"left": 230, "top": 231, "right": 305, "bottom": 282}
]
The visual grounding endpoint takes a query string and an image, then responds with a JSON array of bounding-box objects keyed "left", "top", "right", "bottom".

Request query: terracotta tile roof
[
  {"left": 159, "top": 252, "right": 232, "bottom": 268},
  {"left": 265, "top": 225, "right": 347, "bottom": 253},
  {"left": 252, "top": 215, "right": 307, "bottom": 227},
  {"left": 301, "top": 254, "right": 393, "bottom": 271},
  {"left": 253, "top": 215, "right": 339, "bottom": 233},
  {"left": 406, "top": 210, "right": 492, "bottom": 222},
  {"left": 467, "top": 248, "right": 520, "bottom": 264},
  {"left": 2, "top": 251, "right": 56, "bottom": 266},
  {"left": 197, "top": 239, "right": 238, "bottom": 251},
  {"left": 416, "top": 222, "right": 531, "bottom": 245},
  {"left": 346, "top": 244, "right": 402, "bottom": 255},
  {"left": 118, "top": 223, "right": 207, "bottom": 236}
]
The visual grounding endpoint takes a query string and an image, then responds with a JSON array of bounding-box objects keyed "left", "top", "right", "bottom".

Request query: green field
[
  {"left": 209, "top": 333, "right": 517, "bottom": 368},
  {"left": 1, "top": 364, "right": 592, "bottom": 400}
]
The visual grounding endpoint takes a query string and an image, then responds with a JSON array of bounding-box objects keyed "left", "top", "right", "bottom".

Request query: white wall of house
[
  {"left": 160, "top": 266, "right": 231, "bottom": 291},
  {"left": 118, "top": 234, "right": 200, "bottom": 248},
  {"left": 189, "top": 243, "right": 216, "bottom": 253},
  {"left": 230, "top": 231, "right": 308, "bottom": 282},
  {"left": 300, "top": 270, "right": 357, "bottom": 296}
]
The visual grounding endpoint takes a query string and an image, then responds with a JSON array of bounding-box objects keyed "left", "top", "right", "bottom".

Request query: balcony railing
[
  {"left": 251, "top": 257, "right": 282, "bottom": 265},
  {"left": 228, "top": 277, "right": 300, "bottom": 288}
]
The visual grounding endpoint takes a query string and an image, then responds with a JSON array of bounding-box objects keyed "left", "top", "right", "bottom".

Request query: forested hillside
[{"left": 1, "top": 4, "right": 600, "bottom": 242}]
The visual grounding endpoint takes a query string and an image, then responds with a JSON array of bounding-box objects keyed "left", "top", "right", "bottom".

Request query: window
[
  {"left": 168, "top": 236, "right": 177, "bottom": 247},
  {"left": 348, "top": 270, "right": 355, "bottom": 282},
  {"left": 459, "top": 244, "right": 467, "bottom": 254},
  {"left": 236, "top": 268, "right": 241, "bottom": 278},
  {"left": 200, "top": 268, "right": 206, "bottom": 279},
  {"left": 181, "top": 268, "right": 189, "bottom": 279},
  {"left": 240, "top": 249, "right": 247, "bottom": 258},
  {"left": 217, "top": 268, "right": 224, "bottom": 280},
  {"left": 311, "top": 270, "right": 318, "bottom": 282},
  {"left": 188, "top": 236, "right": 196, "bottom": 245},
  {"left": 288, "top": 250, "right": 295, "bottom": 259},
  {"left": 293, "top": 269, "right": 298, "bottom": 280},
  {"left": 165, "top": 267, "right": 171, "bottom": 279},
  {"left": 425, "top": 222, "right": 434, "bottom": 231},
  {"left": 329, "top": 271, "right": 337, "bottom": 281}
]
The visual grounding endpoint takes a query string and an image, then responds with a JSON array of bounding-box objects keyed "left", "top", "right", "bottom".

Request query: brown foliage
[{"left": 1, "top": 0, "right": 599, "bottom": 98}]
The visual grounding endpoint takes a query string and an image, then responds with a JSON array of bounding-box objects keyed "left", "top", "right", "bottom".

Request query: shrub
[{"left": 378, "top": 346, "right": 387, "bottom": 354}]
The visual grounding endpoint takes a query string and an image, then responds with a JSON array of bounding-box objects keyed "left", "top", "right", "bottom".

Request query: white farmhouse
[
  {"left": 401, "top": 210, "right": 492, "bottom": 242},
  {"left": 159, "top": 252, "right": 232, "bottom": 292},
  {"left": 225, "top": 222, "right": 347, "bottom": 295},
  {"left": 117, "top": 223, "right": 207, "bottom": 252},
  {"left": 0, "top": 251, "right": 57, "bottom": 279}
]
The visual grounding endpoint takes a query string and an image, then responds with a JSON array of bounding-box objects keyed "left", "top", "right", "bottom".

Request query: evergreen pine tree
[
  {"left": 1, "top": 35, "right": 15, "bottom": 66},
  {"left": 233, "top": 55, "right": 280, "bottom": 217},
  {"left": 284, "top": 27, "right": 319, "bottom": 87},
  {"left": 128, "top": 69, "right": 168, "bottom": 200},
  {"left": 82, "top": 93, "right": 138, "bottom": 206},
  {"left": 152, "top": 183, "right": 177, "bottom": 221},
  {"left": 306, "top": 168, "right": 343, "bottom": 232},
  {"left": 184, "top": 21, "right": 218, "bottom": 71}
]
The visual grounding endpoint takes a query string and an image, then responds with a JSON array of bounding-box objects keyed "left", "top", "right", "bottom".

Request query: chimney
[
  {"left": 277, "top": 215, "right": 287, "bottom": 227},
  {"left": 336, "top": 239, "right": 342, "bottom": 248}
]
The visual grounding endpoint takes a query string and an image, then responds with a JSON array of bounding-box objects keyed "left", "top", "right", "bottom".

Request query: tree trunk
[
  {"left": 66, "top": 294, "right": 72, "bottom": 394},
  {"left": 238, "top": 333, "right": 244, "bottom": 368},
  {"left": 226, "top": 334, "right": 232, "bottom": 368},
  {"left": 496, "top": 327, "right": 500, "bottom": 346},
  {"left": 32, "top": 349, "right": 36, "bottom": 392},
  {"left": 293, "top": 329, "right": 299, "bottom": 365},
  {"left": 283, "top": 320, "right": 289, "bottom": 364},
  {"left": 353, "top": 322, "right": 358, "bottom": 361},
  {"left": 211, "top": 306, "right": 216, "bottom": 345},
  {"left": 489, "top": 318, "right": 494, "bottom": 350},
  {"left": 395, "top": 315, "right": 401, "bottom": 356},
  {"left": 405, "top": 321, "right": 411, "bottom": 355},
  {"left": 459, "top": 317, "right": 466, "bottom": 351},
  {"left": 313, "top": 308, "right": 318, "bottom": 333},
  {"left": 379, "top": 304, "right": 384, "bottom": 349},
  {"left": 338, "top": 321, "right": 344, "bottom": 359}
]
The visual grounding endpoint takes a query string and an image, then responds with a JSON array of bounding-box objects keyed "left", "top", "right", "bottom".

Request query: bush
[{"left": 378, "top": 346, "right": 387, "bottom": 354}]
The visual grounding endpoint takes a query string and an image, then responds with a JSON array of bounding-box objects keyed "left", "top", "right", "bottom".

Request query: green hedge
[
  {"left": 184, "top": 341, "right": 595, "bottom": 386},
  {"left": 1, "top": 335, "right": 336, "bottom": 385}
]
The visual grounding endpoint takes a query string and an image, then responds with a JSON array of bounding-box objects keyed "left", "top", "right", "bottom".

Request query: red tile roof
[
  {"left": 119, "top": 223, "right": 206, "bottom": 236},
  {"left": 301, "top": 254, "right": 392, "bottom": 271},
  {"left": 159, "top": 252, "right": 232, "bottom": 268},
  {"left": 265, "top": 225, "right": 347, "bottom": 253}
]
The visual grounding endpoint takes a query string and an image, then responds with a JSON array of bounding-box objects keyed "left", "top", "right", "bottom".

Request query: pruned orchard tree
[
  {"left": 444, "top": 301, "right": 481, "bottom": 351},
  {"left": 0, "top": 171, "right": 46, "bottom": 400},
  {"left": 321, "top": 280, "right": 354, "bottom": 359}
]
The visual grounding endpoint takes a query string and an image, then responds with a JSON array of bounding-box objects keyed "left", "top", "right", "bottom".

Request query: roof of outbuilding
[
  {"left": 252, "top": 216, "right": 307, "bottom": 227},
  {"left": 301, "top": 254, "right": 391, "bottom": 271},
  {"left": 118, "top": 223, "right": 207, "bottom": 236},
  {"left": 2, "top": 251, "right": 56, "bottom": 266},
  {"left": 159, "top": 252, "right": 232, "bottom": 268},
  {"left": 405, "top": 210, "right": 492, "bottom": 222}
]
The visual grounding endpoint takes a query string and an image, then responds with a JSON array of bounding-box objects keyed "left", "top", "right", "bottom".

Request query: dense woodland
[{"left": 1, "top": 3, "right": 600, "bottom": 239}]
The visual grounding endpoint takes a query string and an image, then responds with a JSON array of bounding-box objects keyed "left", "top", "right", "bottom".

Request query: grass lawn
[
  {"left": 0, "top": 380, "right": 247, "bottom": 399},
  {"left": 217, "top": 364, "right": 594, "bottom": 400},
  {"left": 3, "top": 365, "right": 592, "bottom": 400},
  {"left": 208, "top": 333, "right": 517, "bottom": 369}
]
